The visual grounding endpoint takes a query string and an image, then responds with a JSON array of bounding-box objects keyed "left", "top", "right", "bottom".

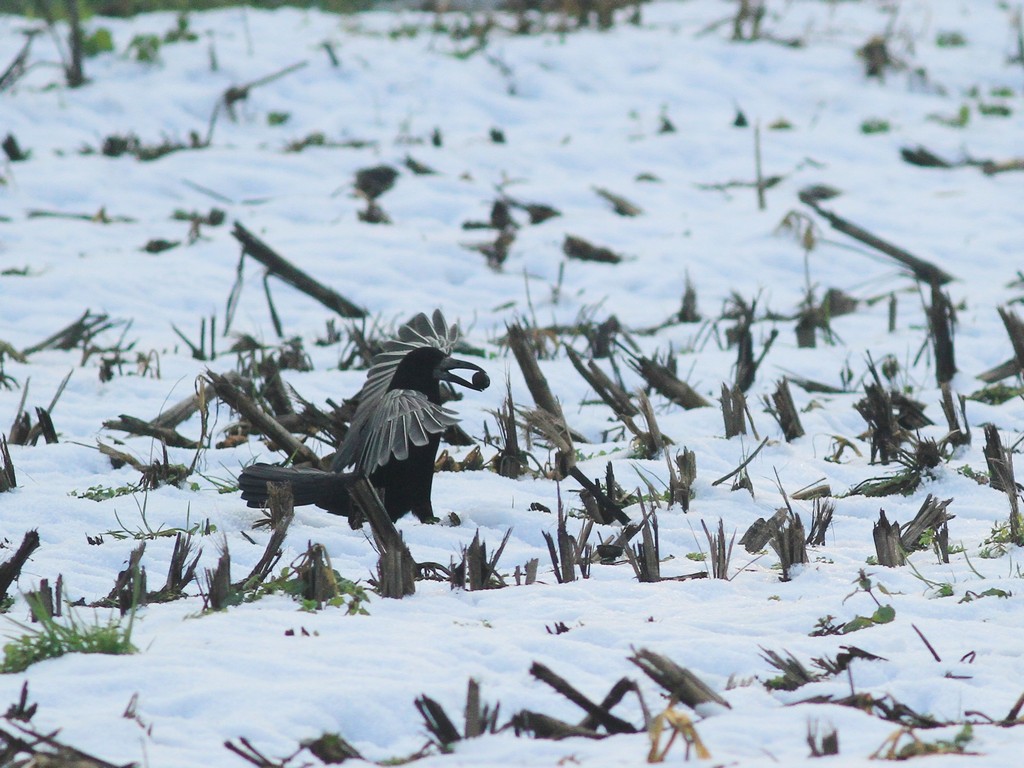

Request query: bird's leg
[{"left": 411, "top": 502, "right": 439, "bottom": 524}]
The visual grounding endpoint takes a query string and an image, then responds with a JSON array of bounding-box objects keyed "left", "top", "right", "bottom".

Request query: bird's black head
[{"left": 389, "top": 347, "right": 491, "bottom": 402}]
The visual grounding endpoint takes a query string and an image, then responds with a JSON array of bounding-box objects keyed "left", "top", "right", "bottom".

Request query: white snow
[{"left": 2, "top": 0, "right": 1024, "bottom": 765}]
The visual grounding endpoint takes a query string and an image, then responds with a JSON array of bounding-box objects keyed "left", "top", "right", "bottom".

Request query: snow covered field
[{"left": 2, "top": 0, "right": 1024, "bottom": 764}]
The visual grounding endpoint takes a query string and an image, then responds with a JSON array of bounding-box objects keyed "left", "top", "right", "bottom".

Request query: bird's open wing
[
  {"left": 355, "top": 388, "right": 460, "bottom": 473},
  {"left": 358, "top": 309, "right": 460, "bottom": 408},
  {"left": 334, "top": 310, "right": 459, "bottom": 471}
]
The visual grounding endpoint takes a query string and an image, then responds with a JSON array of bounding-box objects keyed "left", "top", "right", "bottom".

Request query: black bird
[{"left": 238, "top": 311, "right": 490, "bottom": 524}]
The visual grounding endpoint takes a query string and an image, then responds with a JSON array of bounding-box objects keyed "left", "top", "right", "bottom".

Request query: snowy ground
[{"left": 2, "top": 0, "right": 1024, "bottom": 765}]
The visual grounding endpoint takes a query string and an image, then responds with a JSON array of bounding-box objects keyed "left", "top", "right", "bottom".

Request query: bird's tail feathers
[{"left": 238, "top": 463, "right": 354, "bottom": 516}]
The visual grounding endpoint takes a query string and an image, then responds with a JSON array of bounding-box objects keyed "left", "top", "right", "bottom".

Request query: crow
[{"left": 238, "top": 310, "right": 489, "bottom": 525}]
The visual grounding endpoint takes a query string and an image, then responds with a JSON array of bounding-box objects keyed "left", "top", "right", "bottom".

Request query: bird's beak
[{"left": 435, "top": 356, "right": 490, "bottom": 391}]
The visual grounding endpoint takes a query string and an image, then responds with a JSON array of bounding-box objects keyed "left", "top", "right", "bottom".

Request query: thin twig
[
  {"left": 711, "top": 437, "right": 770, "bottom": 487},
  {"left": 911, "top": 623, "right": 942, "bottom": 663}
]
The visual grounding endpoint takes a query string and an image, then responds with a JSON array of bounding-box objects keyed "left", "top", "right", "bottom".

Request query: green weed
[
  {"left": 99, "top": 501, "right": 216, "bottom": 541},
  {"left": 1, "top": 596, "right": 137, "bottom": 674},
  {"left": 811, "top": 572, "right": 896, "bottom": 635},
  {"left": 928, "top": 104, "right": 970, "bottom": 128},
  {"left": 83, "top": 27, "right": 114, "bottom": 57},
  {"left": 978, "top": 103, "right": 1012, "bottom": 117},
  {"left": 936, "top": 31, "right": 967, "bottom": 48},
  {"left": 252, "top": 567, "right": 370, "bottom": 614},
  {"left": 860, "top": 118, "right": 890, "bottom": 134},
  {"left": 958, "top": 587, "right": 1011, "bottom": 603},
  {"left": 873, "top": 724, "right": 975, "bottom": 760},
  {"left": 126, "top": 33, "right": 161, "bottom": 63},
  {"left": 70, "top": 483, "right": 139, "bottom": 501},
  {"left": 967, "top": 383, "right": 1024, "bottom": 405},
  {"left": 979, "top": 521, "right": 1016, "bottom": 558}
]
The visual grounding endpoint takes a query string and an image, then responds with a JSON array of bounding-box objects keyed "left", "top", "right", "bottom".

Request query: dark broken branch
[
  {"left": 570, "top": 465, "right": 630, "bottom": 525},
  {"left": 0, "top": 30, "right": 36, "bottom": 93},
  {"left": 592, "top": 186, "right": 643, "bottom": 217},
  {"left": 221, "top": 60, "right": 308, "bottom": 120},
  {"left": 565, "top": 347, "right": 638, "bottom": 417},
  {"left": 415, "top": 695, "right": 462, "bottom": 747},
  {"left": 928, "top": 282, "right": 957, "bottom": 385},
  {"left": 529, "top": 662, "right": 638, "bottom": 734},
  {"left": 806, "top": 498, "right": 834, "bottom": 546},
  {"left": 506, "top": 322, "right": 567, "bottom": 424},
  {"left": 983, "top": 424, "right": 1015, "bottom": 494},
  {"left": 873, "top": 510, "right": 906, "bottom": 567},
  {"left": 0, "top": 435, "right": 16, "bottom": 492},
  {"left": 982, "top": 158, "right": 1024, "bottom": 175},
  {"left": 103, "top": 414, "right": 198, "bottom": 449},
  {"left": 996, "top": 306, "right": 1024, "bottom": 379},
  {"left": 231, "top": 221, "right": 366, "bottom": 319},
  {"left": 740, "top": 508, "right": 788, "bottom": 553},
  {"left": 770, "top": 511, "right": 808, "bottom": 580},
  {"left": 764, "top": 378, "right": 804, "bottom": 441},
  {"left": 205, "top": 370, "right": 322, "bottom": 467},
  {"left": 701, "top": 518, "right": 734, "bottom": 579},
  {"left": 626, "top": 352, "right": 711, "bottom": 410},
  {"left": 21, "top": 310, "right": 116, "bottom": 357},
  {"left": 802, "top": 197, "right": 954, "bottom": 285},
  {"left": 939, "top": 383, "right": 969, "bottom": 447},
  {"left": 899, "top": 494, "right": 954, "bottom": 553},
  {"left": 563, "top": 235, "right": 623, "bottom": 264},
  {"left": 511, "top": 711, "right": 604, "bottom": 740},
  {"left": 623, "top": 500, "right": 660, "bottom": 582},
  {"left": 720, "top": 383, "right": 748, "bottom": 438},
  {"left": 628, "top": 648, "right": 731, "bottom": 711},
  {"left": 0, "top": 530, "right": 40, "bottom": 600},
  {"left": 244, "top": 482, "right": 294, "bottom": 588},
  {"left": 350, "top": 478, "right": 416, "bottom": 598}
]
